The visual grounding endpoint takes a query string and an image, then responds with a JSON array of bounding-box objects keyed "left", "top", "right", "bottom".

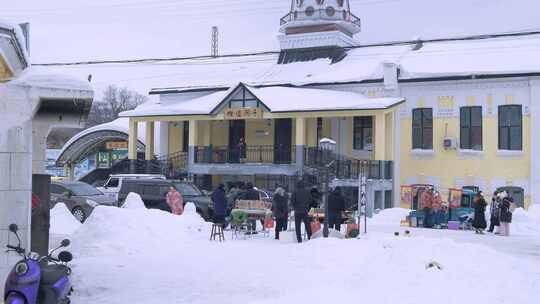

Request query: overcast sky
[
  {"left": 3, "top": 0, "right": 540, "bottom": 63},
  {"left": 3, "top": 0, "right": 540, "bottom": 97}
]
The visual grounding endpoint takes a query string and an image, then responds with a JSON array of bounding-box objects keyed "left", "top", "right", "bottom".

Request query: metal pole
[{"left": 322, "top": 168, "right": 329, "bottom": 238}]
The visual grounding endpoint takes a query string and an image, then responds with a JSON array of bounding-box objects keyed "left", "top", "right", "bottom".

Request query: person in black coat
[
  {"left": 291, "top": 180, "right": 312, "bottom": 243},
  {"left": 211, "top": 184, "right": 228, "bottom": 225},
  {"left": 244, "top": 182, "right": 260, "bottom": 234},
  {"left": 472, "top": 192, "right": 487, "bottom": 234},
  {"left": 272, "top": 186, "right": 289, "bottom": 240},
  {"left": 328, "top": 187, "right": 346, "bottom": 231},
  {"left": 488, "top": 190, "right": 500, "bottom": 233},
  {"left": 499, "top": 193, "right": 513, "bottom": 236}
]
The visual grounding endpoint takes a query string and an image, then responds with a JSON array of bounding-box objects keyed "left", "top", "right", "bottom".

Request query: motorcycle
[{"left": 4, "top": 224, "right": 73, "bottom": 304}]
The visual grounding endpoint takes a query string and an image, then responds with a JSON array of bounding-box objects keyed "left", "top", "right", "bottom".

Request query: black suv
[
  {"left": 117, "top": 179, "right": 214, "bottom": 220},
  {"left": 118, "top": 179, "right": 172, "bottom": 212}
]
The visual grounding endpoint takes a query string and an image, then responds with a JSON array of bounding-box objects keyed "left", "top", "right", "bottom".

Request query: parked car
[
  {"left": 96, "top": 174, "right": 166, "bottom": 201},
  {"left": 50, "top": 181, "right": 117, "bottom": 222},
  {"left": 117, "top": 179, "right": 172, "bottom": 212},
  {"left": 170, "top": 180, "right": 214, "bottom": 220},
  {"left": 117, "top": 179, "right": 215, "bottom": 221}
]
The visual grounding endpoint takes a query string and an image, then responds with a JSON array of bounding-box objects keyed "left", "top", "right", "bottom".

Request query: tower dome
[
  {"left": 278, "top": 0, "right": 361, "bottom": 55},
  {"left": 280, "top": 0, "right": 361, "bottom": 36}
]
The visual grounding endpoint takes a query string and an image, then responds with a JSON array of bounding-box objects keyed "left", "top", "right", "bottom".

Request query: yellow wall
[
  {"left": 168, "top": 122, "right": 182, "bottom": 154},
  {"left": 210, "top": 120, "right": 229, "bottom": 146},
  {"left": 399, "top": 115, "right": 531, "bottom": 208},
  {"left": 245, "top": 119, "right": 274, "bottom": 146},
  {"left": 306, "top": 118, "right": 318, "bottom": 147}
]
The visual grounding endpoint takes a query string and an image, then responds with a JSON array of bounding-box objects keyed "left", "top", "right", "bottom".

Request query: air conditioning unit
[{"left": 443, "top": 137, "right": 457, "bottom": 150}]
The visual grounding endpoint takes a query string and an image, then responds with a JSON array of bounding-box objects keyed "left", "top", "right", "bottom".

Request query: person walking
[
  {"left": 272, "top": 186, "right": 289, "bottom": 240},
  {"left": 328, "top": 187, "right": 346, "bottom": 231},
  {"left": 166, "top": 186, "right": 184, "bottom": 215},
  {"left": 472, "top": 192, "right": 488, "bottom": 234},
  {"left": 291, "top": 181, "right": 312, "bottom": 243},
  {"left": 432, "top": 191, "right": 443, "bottom": 229},
  {"left": 499, "top": 192, "right": 513, "bottom": 236},
  {"left": 420, "top": 187, "right": 434, "bottom": 228},
  {"left": 488, "top": 191, "right": 501, "bottom": 233},
  {"left": 211, "top": 184, "right": 228, "bottom": 225}
]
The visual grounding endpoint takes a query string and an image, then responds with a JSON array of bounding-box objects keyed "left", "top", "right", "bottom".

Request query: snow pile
[
  {"left": 370, "top": 207, "right": 411, "bottom": 225},
  {"left": 71, "top": 204, "right": 211, "bottom": 257},
  {"left": 50, "top": 203, "right": 81, "bottom": 235},
  {"left": 511, "top": 206, "right": 540, "bottom": 235},
  {"left": 121, "top": 193, "right": 146, "bottom": 209}
]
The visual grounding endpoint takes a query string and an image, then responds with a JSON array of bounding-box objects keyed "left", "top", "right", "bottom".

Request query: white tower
[{"left": 279, "top": 0, "right": 361, "bottom": 52}]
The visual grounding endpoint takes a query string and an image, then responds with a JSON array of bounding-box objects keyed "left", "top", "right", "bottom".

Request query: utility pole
[{"left": 211, "top": 26, "right": 219, "bottom": 57}]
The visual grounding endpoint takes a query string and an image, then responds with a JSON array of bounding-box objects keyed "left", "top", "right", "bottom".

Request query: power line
[{"left": 33, "top": 29, "right": 540, "bottom": 67}]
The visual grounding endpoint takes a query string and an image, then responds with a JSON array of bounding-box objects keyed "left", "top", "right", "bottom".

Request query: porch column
[
  {"left": 188, "top": 120, "right": 198, "bottom": 169},
  {"left": 145, "top": 121, "right": 155, "bottom": 173},
  {"left": 158, "top": 121, "right": 169, "bottom": 157},
  {"left": 145, "top": 121, "right": 155, "bottom": 161},
  {"left": 128, "top": 118, "right": 138, "bottom": 173},
  {"left": 374, "top": 113, "right": 386, "bottom": 161},
  {"left": 295, "top": 117, "right": 306, "bottom": 172}
]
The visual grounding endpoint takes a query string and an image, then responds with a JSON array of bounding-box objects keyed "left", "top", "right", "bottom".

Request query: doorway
[
  {"left": 274, "top": 118, "right": 292, "bottom": 164},
  {"left": 228, "top": 120, "right": 245, "bottom": 163}
]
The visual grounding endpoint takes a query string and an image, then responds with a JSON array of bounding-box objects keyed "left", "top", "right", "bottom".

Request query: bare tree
[{"left": 86, "top": 85, "right": 147, "bottom": 127}]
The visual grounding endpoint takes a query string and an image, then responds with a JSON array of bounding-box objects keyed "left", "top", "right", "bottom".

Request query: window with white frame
[
  {"left": 498, "top": 105, "right": 522, "bottom": 151},
  {"left": 460, "top": 106, "right": 483, "bottom": 150},
  {"left": 412, "top": 108, "right": 433, "bottom": 150}
]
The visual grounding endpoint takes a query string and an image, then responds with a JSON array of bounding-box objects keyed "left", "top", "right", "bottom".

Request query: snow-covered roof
[
  {"left": 57, "top": 118, "right": 146, "bottom": 165},
  {"left": 146, "top": 33, "right": 540, "bottom": 92},
  {"left": 120, "top": 83, "right": 403, "bottom": 117},
  {"left": 12, "top": 69, "right": 93, "bottom": 92}
]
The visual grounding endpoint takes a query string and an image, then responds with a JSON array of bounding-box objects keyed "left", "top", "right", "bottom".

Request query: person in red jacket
[
  {"left": 420, "top": 187, "right": 434, "bottom": 228},
  {"left": 166, "top": 186, "right": 184, "bottom": 216}
]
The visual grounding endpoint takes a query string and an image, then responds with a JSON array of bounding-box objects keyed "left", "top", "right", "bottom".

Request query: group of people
[
  {"left": 420, "top": 187, "right": 447, "bottom": 229},
  {"left": 419, "top": 186, "right": 514, "bottom": 236},
  {"left": 208, "top": 180, "right": 348, "bottom": 243},
  {"left": 470, "top": 190, "right": 514, "bottom": 236},
  {"left": 487, "top": 190, "right": 514, "bottom": 236}
]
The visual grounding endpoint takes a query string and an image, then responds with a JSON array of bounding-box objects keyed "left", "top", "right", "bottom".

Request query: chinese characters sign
[
  {"left": 106, "top": 141, "right": 128, "bottom": 150},
  {"left": 224, "top": 107, "right": 263, "bottom": 120}
]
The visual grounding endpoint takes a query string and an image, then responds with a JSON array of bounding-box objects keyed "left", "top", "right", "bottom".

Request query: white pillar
[
  {"left": 158, "top": 121, "right": 169, "bottom": 157},
  {"left": 145, "top": 121, "right": 155, "bottom": 161}
]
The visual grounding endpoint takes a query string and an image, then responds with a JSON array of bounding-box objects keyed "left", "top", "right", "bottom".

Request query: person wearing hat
[{"left": 472, "top": 192, "right": 487, "bottom": 234}]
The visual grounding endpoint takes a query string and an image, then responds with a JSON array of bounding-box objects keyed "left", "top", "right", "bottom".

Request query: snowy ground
[{"left": 49, "top": 201, "right": 540, "bottom": 304}]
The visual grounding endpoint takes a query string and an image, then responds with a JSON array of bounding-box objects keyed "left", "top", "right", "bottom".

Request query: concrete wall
[{"left": 0, "top": 84, "right": 36, "bottom": 294}]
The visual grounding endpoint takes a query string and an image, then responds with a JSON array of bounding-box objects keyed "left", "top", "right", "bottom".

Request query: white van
[{"left": 97, "top": 174, "right": 166, "bottom": 201}]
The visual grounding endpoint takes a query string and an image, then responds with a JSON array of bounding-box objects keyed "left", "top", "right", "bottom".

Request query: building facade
[{"left": 121, "top": 0, "right": 539, "bottom": 209}]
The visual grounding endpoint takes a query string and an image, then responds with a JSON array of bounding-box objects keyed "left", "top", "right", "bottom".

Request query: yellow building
[{"left": 121, "top": 0, "right": 539, "bottom": 210}]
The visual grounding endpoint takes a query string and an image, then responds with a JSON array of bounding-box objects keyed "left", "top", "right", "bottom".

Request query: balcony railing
[
  {"left": 158, "top": 151, "right": 188, "bottom": 178},
  {"left": 280, "top": 9, "right": 361, "bottom": 27},
  {"left": 194, "top": 145, "right": 296, "bottom": 165},
  {"left": 304, "top": 147, "right": 393, "bottom": 180}
]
